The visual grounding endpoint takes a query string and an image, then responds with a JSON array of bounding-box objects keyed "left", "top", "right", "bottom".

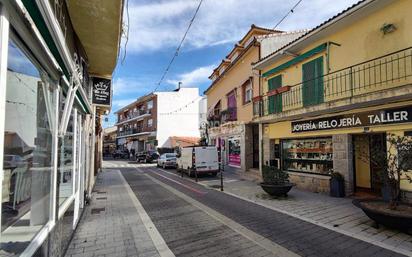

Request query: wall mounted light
[{"left": 380, "top": 23, "right": 397, "bottom": 35}]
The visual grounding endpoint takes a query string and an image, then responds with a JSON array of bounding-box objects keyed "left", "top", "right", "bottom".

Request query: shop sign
[
  {"left": 291, "top": 106, "right": 412, "bottom": 133},
  {"left": 92, "top": 77, "right": 112, "bottom": 106}
]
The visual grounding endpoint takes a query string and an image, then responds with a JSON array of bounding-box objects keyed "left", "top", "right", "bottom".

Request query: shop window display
[
  {"left": 228, "top": 137, "right": 241, "bottom": 167},
  {"left": 1, "top": 39, "right": 56, "bottom": 255},
  {"left": 282, "top": 138, "right": 333, "bottom": 175}
]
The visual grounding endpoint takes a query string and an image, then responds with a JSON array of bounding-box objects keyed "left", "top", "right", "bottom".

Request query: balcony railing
[
  {"left": 118, "top": 109, "right": 151, "bottom": 123},
  {"left": 117, "top": 128, "right": 144, "bottom": 137},
  {"left": 254, "top": 47, "right": 412, "bottom": 118},
  {"left": 221, "top": 107, "right": 237, "bottom": 123}
]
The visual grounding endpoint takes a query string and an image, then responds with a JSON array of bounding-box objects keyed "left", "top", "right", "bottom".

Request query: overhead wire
[
  {"left": 273, "top": 0, "right": 304, "bottom": 30},
  {"left": 153, "top": 0, "right": 204, "bottom": 93}
]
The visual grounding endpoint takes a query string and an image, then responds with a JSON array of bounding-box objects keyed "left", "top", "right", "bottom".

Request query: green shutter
[
  {"left": 302, "top": 57, "right": 324, "bottom": 107},
  {"left": 268, "top": 75, "right": 282, "bottom": 114}
]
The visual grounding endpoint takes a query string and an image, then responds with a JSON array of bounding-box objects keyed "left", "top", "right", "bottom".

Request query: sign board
[
  {"left": 291, "top": 106, "right": 412, "bottom": 133},
  {"left": 92, "top": 77, "right": 112, "bottom": 106}
]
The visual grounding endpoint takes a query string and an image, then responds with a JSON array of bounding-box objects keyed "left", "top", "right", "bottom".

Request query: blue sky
[{"left": 104, "top": 0, "right": 360, "bottom": 127}]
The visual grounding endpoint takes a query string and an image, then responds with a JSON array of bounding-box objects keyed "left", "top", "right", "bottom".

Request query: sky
[{"left": 104, "top": 0, "right": 360, "bottom": 127}]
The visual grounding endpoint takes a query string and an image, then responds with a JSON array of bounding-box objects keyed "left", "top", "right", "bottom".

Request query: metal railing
[
  {"left": 117, "top": 128, "right": 143, "bottom": 137},
  {"left": 254, "top": 47, "right": 412, "bottom": 117},
  {"left": 221, "top": 107, "right": 237, "bottom": 123},
  {"left": 118, "top": 109, "right": 151, "bottom": 123}
]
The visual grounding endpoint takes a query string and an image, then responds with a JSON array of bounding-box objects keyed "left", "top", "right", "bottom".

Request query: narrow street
[{"left": 65, "top": 160, "right": 409, "bottom": 257}]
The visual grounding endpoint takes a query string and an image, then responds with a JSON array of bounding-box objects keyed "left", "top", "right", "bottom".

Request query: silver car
[{"left": 157, "top": 153, "right": 177, "bottom": 169}]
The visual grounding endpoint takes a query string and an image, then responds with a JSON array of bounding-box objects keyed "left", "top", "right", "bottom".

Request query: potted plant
[
  {"left": 330, "top": 171, "right": 345, "bottom": 197},
  {"left": 260, "top": 165, "right": 295, "bottom": 197},
  {"left": 353, "top": 134, "right": 412, "bottom": 233}
]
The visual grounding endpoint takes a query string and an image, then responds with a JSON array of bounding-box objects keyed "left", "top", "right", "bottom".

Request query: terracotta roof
[
  {"left": 169, "top": 136, "right": 200, "bottom": 148},
  {"left": 252, "top": 0, "right": 369, "bottom": 68},
  {"left": 206, "top": 24, "right": 282, "bottom": 82}
]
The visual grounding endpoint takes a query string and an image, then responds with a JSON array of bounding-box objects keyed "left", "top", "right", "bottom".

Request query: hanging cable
[
  {"left": 153, "top": 0, "right": 204, "bottom": 93},
  {"left": 273, "top": 0, "right": 304, "bottom": 29}
]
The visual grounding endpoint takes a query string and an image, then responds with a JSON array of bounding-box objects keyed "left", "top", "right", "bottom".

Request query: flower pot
[
  {"left": 330, "top": 177, "right": 345, "bottom": 197},
  {"left": 260, "top": 183, "right": 294, "bottom": 197},
  {"left": 353, "top": 199, "right": 412, "bottom": 234}
]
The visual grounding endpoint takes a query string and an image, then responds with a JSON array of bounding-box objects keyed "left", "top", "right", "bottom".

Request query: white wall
[
  {"left": 199, "top": 96, "right": 207, "bottom": 125},
  {"left": 258, "top": 31, "right": 307, "bottom": 59},
  {"left": 156, "top": 88, "right": 200, "bottom": 148}
]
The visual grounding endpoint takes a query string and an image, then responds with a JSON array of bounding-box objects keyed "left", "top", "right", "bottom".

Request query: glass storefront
[
  {"left": 58, "top": 106, "right": 74, "bottom": 204},
  {"left": 228, "top": 137, "right": 241, "bottom": 167},
  {"left": 1, "top": 38, "right": 56, "bottom": 255},
  {"left": 282, "top": 137, "right": 333, "bottom": 175}
]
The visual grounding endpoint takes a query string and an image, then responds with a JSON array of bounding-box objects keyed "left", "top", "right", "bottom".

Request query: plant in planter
[
  {"left": 260, "top": 165, "right": 295, "bottom": 197},
  {"left": 353, "top": 134, "right": 412, "bottom": 233},
  {"left": 329, "top": 171, "right": 345, "bottom": 197}
]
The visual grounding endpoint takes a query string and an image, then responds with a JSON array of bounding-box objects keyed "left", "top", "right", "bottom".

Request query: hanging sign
[
  {"left": 92, "top": 77, "right": 112, "bottom": 106},
  {"left": 291, "top": 106, "right": 412, "bottom": 133}
]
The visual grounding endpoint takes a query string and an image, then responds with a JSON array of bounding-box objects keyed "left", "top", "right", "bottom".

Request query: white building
[{"left": 115, "top": 87, "right": 202, "bottom": 151}]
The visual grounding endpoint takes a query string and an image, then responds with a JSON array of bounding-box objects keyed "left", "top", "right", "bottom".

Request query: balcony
[
  {"left": 254, "top": 47, "right": 412, "bottom": 120},
  {"left": 221, "top": 107, "right": 237, "bottom": 124},
  {"left": 116, "top": 127, "right": 153, "bottom": 138},
  {"left": 207, "top": 107, "right": 237, "bottom": 127},
  {"left": 116, "top": 109, "right": 151, "bottom": 125}
]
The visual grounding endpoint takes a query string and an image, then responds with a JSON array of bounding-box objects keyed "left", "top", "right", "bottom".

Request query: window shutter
[
  {"left": 268, "top": 75, "right": 282, "bottom": 114},
  {"left": 302, "top": 57, "right": 324, "bottom": 107}
]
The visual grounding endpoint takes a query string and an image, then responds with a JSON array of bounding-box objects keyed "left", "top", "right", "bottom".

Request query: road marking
[
  {"left": 152, "top": 172, "right": 207, "bottom": 195},
  {"left": 145, "top": 173, "right": 301, "bottom": 257},
  {"left": 116, "top": 170, "right": 175, "bottom": 257}
]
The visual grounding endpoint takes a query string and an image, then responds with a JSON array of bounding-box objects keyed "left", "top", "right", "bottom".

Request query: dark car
[
  {"left": 112, "top": 150, "right": 129, "bottom": 159},
  {"left": 136, "top": 150, "right": 159, "bottom": 163}
]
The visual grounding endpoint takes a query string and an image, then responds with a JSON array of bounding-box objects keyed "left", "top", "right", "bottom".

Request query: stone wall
[
  {"left": 332, "top": 134, "right": 354, "bottom": 196},
  {"left": 288, "top": 173, "right": 330, "bottom": 194},
  {"left": 244, "top": 124, "right": 254, "bottom": 171}
]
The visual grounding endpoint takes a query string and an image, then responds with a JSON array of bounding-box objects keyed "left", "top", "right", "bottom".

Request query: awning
[{"left": 262, "top": 43, "right": 327, "bottom": 78}]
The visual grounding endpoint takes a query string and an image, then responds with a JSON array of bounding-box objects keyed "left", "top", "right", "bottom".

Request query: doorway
[
  {"left": 353, "top": 133, "right": 386, "bottom": 194},
  {"left": 252, "top": 124, "right": 259, "bottom": 168}
]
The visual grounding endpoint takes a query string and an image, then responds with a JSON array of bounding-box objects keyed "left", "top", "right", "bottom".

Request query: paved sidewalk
[
  {"left": 199, "top": 167, "right": 412, "bottom": 256},
  {"left": 64, "top": 170, "right": 161, "bottom": 257}
]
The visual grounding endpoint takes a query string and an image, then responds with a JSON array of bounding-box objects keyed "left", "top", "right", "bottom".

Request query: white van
[{"left": 177, "top": 146, "right": 219, "bottom": 176}]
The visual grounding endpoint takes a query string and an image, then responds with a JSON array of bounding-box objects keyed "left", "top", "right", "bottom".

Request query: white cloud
[
  {"left": 166, "top": 64, "right": 216, "bottom": 87},
  {"left": 112, "top": 77, "right": 152, "bottom": 96},
  {"left": 124, "top": 0, "right": 360, "bottom": 53}
]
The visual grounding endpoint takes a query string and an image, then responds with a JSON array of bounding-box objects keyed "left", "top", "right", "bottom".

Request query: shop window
[
  {"left": 58, "top": 105, "right": 74, "bottom": 205},
  {"left": 2, "top": 38, "right": 57, "bottom": 255},
  {"left": 228, "top": 137, "right": 241, "bottom": 167},
  {"left": 282, "top": 137, "right": 333, "bottom": 175}
]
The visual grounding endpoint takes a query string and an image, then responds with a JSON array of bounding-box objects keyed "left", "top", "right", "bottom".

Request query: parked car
[
  {"left": 112, "top": 150, "right": 129, "bottom": 159},
  {"left": 3, "top": 154, "right": 25, "bottom": 169},
  {"left": 157, "top": 153, "right": 177, "bottom": 169},
  {"left": 177, "top": 146, "right": 219, "bottom": 176},
  {"left": 136, "top": 150, "right": 159, "bottom": 163}
]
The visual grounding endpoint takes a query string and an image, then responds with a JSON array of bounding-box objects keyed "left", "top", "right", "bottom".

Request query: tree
[{"left": 356, "top": 134, "right": 412, "bottom": 209}]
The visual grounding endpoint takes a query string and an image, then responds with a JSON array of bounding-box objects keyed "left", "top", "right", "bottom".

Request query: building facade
[
  {"left": 115, "top": 88, "right": 201, "bottom": 153},
  {"left": 205, "top": 25, "right": 281, "bottom": 172},
  {"left": 103, "top": 126, "right": 117, "bottom": 157},
  {"left": 253, "top": 0, "right": 412, "bottom": 199},
  {"left": 0, "top": 1, "right": 122, "bottom": 256}
]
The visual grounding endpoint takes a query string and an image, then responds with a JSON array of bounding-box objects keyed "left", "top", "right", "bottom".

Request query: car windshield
[{"left": 165, "top": 154, "right": 176, "bottom": 158}]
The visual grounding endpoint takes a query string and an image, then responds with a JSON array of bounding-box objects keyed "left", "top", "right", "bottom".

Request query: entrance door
[
  {"left": 252, "top": 124, "right": 259, "bottom": 168},
  {"left": 354, "top": 135, "right": 371, "bottom": 189},
  {"left": 353, "top": 133, "right": 386, "bottom": 192}
]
